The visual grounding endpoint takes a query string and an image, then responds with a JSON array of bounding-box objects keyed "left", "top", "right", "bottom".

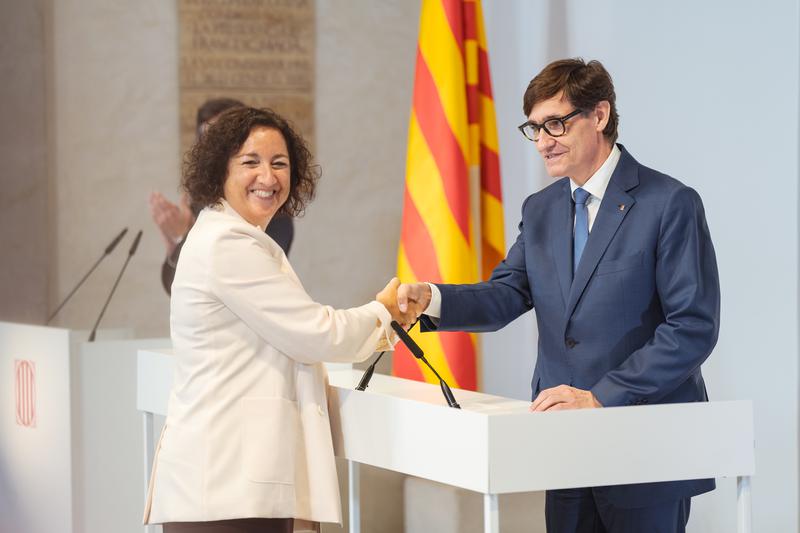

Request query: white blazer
[{"left": 144, "top": 200, "right": 394, "bottom": 525}]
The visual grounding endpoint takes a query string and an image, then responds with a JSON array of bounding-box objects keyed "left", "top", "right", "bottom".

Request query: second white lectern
[
  {"left": 327, "top": 369, "right": 754, "bottom": 533},
  {"left": 137, "top": 350, "right": 754, "bottom": 533}
]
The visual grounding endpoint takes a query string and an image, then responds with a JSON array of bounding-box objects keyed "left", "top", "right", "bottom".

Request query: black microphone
[
  {"left": 46, "top": 227, "right": 128, "bottom": 324},
  {"left": 88, "top": 230, "right": 142, "bottom": 342},
  {"left": 355, "top": 318, "right": 420, "bottom": 391},
  {"left": 355, "top": 351, "right": 386, "bottom": 391},
  {"left": 390, "top": 321, "right": 460, "bottom": 409}
]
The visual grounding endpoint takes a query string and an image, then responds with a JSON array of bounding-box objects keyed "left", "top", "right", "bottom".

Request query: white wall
[
  {"left": 482, "top": 1, "right": 799, "bottom": 531},
  {"left": 50, "top": 0, "right": 179, "bottom": 337}
]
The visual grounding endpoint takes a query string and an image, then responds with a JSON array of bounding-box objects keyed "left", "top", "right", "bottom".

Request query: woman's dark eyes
[{"left": 242, "top": 159, "right": 288, "bottom": 168}]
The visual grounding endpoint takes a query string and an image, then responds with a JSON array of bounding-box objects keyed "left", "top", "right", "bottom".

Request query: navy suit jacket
[{"left": 424, "top": 145, "right": 720, "bottom": 507}]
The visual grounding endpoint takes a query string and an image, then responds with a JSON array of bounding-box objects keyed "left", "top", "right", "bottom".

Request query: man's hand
[
  {"left": 149, "top": 192, "right": 194, "bottom": 254},
  {"left": 396, "top": 282, "right": 432, "bottom": 320},
  {"left": 376, "top": 278, "right": 417, "bottom": 328},
  {"left": 530, "top": 385, "right": 603, "bottom": 412}
]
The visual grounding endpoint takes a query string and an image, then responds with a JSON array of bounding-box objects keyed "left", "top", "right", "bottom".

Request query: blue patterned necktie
[{"left": 573, "top": 187, "right": 590, "bottom": 274}]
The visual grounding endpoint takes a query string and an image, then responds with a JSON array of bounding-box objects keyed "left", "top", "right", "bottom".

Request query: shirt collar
[{"left": 569, "top": 144, "right": 621, "bottom": 201}]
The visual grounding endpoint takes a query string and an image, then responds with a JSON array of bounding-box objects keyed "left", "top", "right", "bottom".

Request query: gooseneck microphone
[
  {"left": 390, "top": 321, "right": 461, "bottom": 409},
  {"left": 88, "top": 230, "right": 142, "bottom": 342},
  {"left": 355, "top": 319, "right": 420, "bottom": 391},
  {"left": 46, "top": 227, "right": 129, "bottom": 324},
  {"left": 354, "top": 351, "right": 386, "bottom": 391}
]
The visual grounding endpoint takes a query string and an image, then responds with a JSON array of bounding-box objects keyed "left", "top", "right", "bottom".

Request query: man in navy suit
[{"left": 397, "top": 58, "right": 720, "bottom": 533}]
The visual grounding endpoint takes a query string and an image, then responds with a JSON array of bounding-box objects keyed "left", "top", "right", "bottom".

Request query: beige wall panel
[
  {"left": 0, "top": 0, "right": 49, "bottom": 324},
  {"left": 177, "top": 0, "right": 315, "bottom": 154},
  {"left": 293, "top": 0, "right": 419, "bottom": 315},
  {"left": 50, "top": 1, "right": 179, "bottom": 336}
]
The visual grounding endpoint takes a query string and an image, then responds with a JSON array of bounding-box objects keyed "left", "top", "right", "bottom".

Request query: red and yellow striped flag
[{"left": 393, "top": 0, "right": 504, "bottom": 391}]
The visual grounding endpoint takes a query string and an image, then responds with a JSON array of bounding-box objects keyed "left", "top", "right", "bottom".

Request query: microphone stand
[
  {"left": 390, "top": 321, "right": 460, "bottom": 409},
  {"left": 355, "top": 351, "right": 386, "bottom": 391},
  {"left": 355, "top": 318, "right": 421, "bottom": 391},
  {"left": 416, "top": 351, "right": 461, "bottom": 409},
  {"left": 46, "top": 227, "right": 128, "bottom": 324},
  {"left": 88, "top": 230, "right": 142, "bottom": 342}
]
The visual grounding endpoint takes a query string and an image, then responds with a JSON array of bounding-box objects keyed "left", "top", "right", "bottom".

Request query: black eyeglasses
[{"left": 518, "top": 109, "right": 584, "bottom": 142}]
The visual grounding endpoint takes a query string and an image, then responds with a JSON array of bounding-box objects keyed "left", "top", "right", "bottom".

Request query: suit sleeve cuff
[
  {"left": 424, "top": 283, "right": 442, "bottom": 318},
  {"left": 591, "top": 378, "right": 642, "bottom": 408}
]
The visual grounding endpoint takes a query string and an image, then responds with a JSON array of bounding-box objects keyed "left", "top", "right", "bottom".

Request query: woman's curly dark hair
[{"left": 182, "top": 107, "right": 319, "bottom": 217}]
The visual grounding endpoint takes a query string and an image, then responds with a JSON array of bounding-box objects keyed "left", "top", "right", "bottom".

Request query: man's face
[{"left": 528, "top": 91, "right": 610, "bottom": 185}]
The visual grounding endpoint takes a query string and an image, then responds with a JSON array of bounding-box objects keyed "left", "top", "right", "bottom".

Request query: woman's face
[{"left": 223, "top": 126, "right": 291, "bottom": 227}]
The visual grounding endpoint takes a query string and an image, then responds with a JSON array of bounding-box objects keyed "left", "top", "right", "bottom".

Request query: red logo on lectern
[{"left": 15, "top": 359, "right": 36, "bottom": 428}]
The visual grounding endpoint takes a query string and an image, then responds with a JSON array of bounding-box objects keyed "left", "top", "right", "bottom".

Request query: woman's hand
[{"left": 376, "top": 277, "right": 417, "bottom": 328}]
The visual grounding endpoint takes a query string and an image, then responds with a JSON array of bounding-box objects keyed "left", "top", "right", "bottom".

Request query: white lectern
[
  {"left": 0, "top": 321, "right": 170, "bottom": 533},
  {"left": 328, "top": 370, "right": 754, "bottom": 533},
  {"left": 137, "top": 349, "right": 754, "bottom": 533}
]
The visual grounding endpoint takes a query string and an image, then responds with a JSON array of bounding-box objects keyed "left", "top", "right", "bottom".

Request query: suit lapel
[
  {"left": 551, "top": 180, "right": 573, "bottom": 307},
  {"left": 565, "top": 147, "right": 638, "bottom": 319}
]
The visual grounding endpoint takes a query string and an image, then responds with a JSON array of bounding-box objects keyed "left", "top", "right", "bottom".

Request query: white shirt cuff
[{"left": 424, "top": 283, "right": 442, "bottom": 318}]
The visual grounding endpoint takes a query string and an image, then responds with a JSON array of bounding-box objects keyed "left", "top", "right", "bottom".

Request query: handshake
[{"left": 376, "top": 278, "right": 431, "bottom": 329}]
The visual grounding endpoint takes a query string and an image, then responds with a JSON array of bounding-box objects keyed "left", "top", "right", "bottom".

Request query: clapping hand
[{"left": 149, "top": 191, "right": 194, "bottom": 254}]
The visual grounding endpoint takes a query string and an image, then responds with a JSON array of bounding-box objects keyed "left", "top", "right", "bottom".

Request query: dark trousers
[
  {"left": 163, "top": 518, "right": 294, "bottom": 533},
  {"left": 545, "top": 488, "right": 691, "bottom": 533}
]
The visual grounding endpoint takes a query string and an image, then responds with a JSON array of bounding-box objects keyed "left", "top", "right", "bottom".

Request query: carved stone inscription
[{"left": 178, "top": 0, "right": 314, "bottom": 154}]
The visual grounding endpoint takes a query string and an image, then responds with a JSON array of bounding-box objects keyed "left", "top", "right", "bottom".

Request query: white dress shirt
[
  {"left": 424, "top": 145, "right": 622, "bottom": 318},
  {"left": 569, "top": 144, "right": 621, "bottom": 232}
]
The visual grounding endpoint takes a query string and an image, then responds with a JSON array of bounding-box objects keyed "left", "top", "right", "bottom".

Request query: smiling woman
[
  {"left": 182, "top": 107, "right": 318, "bottom": 221},
  {"left": 143, "top": 107, "right": 416, "bottom": 533},
  {"left": 222, "top": 127, "right": 292, "bottom": 227}
]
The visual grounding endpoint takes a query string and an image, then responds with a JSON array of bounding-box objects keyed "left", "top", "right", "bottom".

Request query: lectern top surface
[{"left": 328, "top": 369, "right": 532, "bottom": 415}]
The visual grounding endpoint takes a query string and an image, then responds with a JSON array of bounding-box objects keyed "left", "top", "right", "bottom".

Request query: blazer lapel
[
  {"left": 565, "top": 147, "right": 638, "bottom": 319},
  {"left": 551, "top": 180, "right": 573, "bottom": 306}
]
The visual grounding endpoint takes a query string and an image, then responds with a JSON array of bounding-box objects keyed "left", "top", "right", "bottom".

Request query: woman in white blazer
[{"left": 143, "top": 107, "right": 408, "bottom": 533}]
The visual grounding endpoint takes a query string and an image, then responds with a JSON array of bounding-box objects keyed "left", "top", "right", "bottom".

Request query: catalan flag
[{"left": 393, "top": 0, "right": 504, "bottom": 391}]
